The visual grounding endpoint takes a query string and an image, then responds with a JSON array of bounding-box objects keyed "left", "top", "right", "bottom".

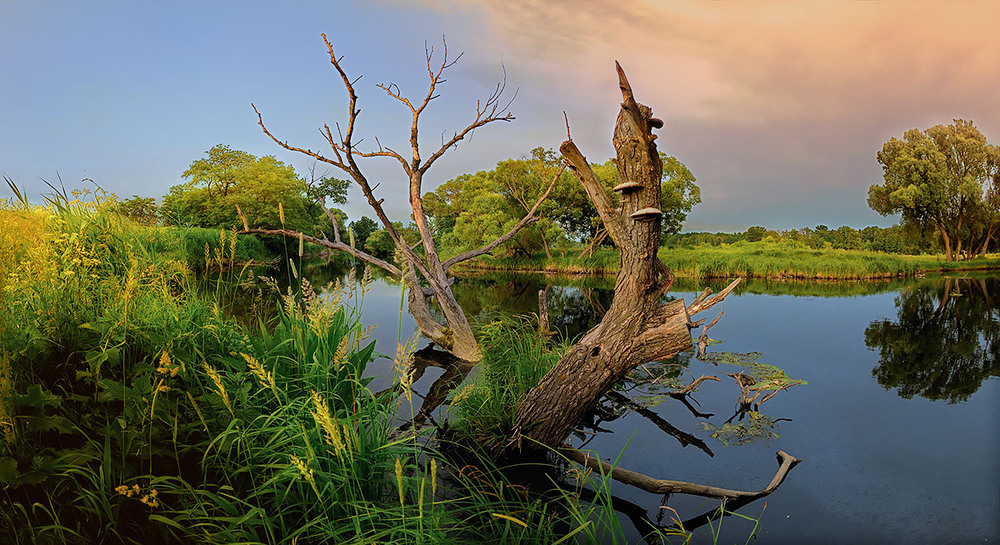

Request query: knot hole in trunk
[{"left": 590, "top": 346, "right": 601, "bottom": 358}]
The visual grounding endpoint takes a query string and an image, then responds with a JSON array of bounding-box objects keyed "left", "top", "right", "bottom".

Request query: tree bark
[
  {"left": 978, "top": 221, "right": 997, "bottom": 257},
  {"left": 512, "top": 63, "right": 741, "bottom": 452},
  {"left": 937, "top": 221, "right": 954, "bottom": 261}
]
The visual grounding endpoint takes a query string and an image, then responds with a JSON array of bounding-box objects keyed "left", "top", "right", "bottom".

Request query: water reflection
[
  {"left": 451, "top": 273, "right": 614, "bottom": 340},
  {"left": 865, "top": 276, "right": 1000, "bottom": 403}
]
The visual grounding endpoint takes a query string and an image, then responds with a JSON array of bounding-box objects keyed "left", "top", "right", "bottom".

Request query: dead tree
[
  {"left": 245, "top": 35, "right": 560, "bottom": 363},
  {"left": 511, "top": 63, "right": 742, "bottom": 452}
]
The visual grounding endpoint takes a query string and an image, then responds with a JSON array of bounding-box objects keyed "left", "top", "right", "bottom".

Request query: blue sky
[{"left": 3, "top": 1, "right": 999, "bottom": 231}]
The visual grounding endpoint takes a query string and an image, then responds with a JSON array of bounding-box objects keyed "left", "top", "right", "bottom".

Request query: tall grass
[
  {"left": 1, "top": 187, "right": 772, "bottom": 543},
  {"left": 662, "top": 241, "right": 921, "bottom": 279},
  {"left": 454, "top": 240, "right": 1000, "bottom": 280},
  {"left": 0, "top": 193, "right": 617, "bottom": 544},
  {"left": 449, "top": 315, "right": 565, "bottom": 452}
]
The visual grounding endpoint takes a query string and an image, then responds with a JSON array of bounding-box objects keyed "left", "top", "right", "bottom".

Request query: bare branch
[
  {"left": 560, "top": 139, "right": 627, "bottom": 247},
  {"left": 696, "top": 310, "right": 725, "bottom": 359},
  {"left": 419, "top": 63, "right": 516, "bottom": 174},
  {"left": 239, "top": 226, "right": 401, "bottom": 278},
  {"left": 688, "top": 278, "right": 743, "bottom": 316},
  {"left": 560, "top": 447, "right": 801, "bottom": 501},
  {"left": 670, "top": 374, "right": 721, "bottom": 397}
]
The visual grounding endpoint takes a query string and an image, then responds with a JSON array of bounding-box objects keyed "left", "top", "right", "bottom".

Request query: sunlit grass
[
  {"left": 0, "top": 195, "right": 622, "bottom": 544},
  {"left": 456, "top": 241, "right": 1000, "bottom": 279},
  {"left": 448, "top": 315, "right": 565, "bottom": 451}
]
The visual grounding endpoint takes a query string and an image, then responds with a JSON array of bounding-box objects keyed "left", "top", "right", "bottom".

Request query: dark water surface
[{"left": 311, "top": 265, "right": 1000, "bottom": 544}]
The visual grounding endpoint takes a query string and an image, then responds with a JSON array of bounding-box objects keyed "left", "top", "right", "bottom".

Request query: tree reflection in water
[{"left": 865, "top": 276, "right": 1000, "bottom": 403}]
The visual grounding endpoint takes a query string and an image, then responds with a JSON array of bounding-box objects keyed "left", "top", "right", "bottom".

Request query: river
[{"left": 299, "top": 260, "right": 1000, "bottom": 544}]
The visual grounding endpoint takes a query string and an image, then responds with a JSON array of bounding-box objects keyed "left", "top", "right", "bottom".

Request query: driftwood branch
[
  {"left": 697, "top": 310, "right": 725, "bottom": 359},
  {"left": 687, "top": 278, "right": 743, "bottom": 316},
  {"left": 560, "top": 447, "right": 801, "bottom": 501},
  {"left": 671, "top": 374, "right": 721, "bottom": 397}
]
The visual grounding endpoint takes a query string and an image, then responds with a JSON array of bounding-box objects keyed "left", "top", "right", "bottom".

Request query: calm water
[{"left": 308, "top": 264, "right": 1000, "bottom": 544}]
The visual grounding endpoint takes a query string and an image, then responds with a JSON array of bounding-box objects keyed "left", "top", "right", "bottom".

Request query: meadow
[{"left": 457, "top": 241, "right": 1000, "bottom": 280}]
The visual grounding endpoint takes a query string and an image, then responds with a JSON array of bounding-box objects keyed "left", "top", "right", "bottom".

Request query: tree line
[
  {"left": 114, "top": 120, "right": 998, "bottom": 262},
  {"left": 123, "top": 143, "right": 700, "bottom": 260},
  {"left": 665, "top": 223, "right": 940, "bottom": 254}
]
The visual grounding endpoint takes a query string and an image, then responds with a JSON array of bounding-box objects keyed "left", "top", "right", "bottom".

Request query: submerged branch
[{"left": 559, "top": 447, "right": 801, "bottom": 500}]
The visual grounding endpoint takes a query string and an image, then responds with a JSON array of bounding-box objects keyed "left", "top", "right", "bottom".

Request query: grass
[
  {"left": 0, "top": 192, "right": 645, "bottom": 544},
  {"left": 449, "top": 314, "right": 566, "bottom": 452},
  {"left": 1, "top": 185, "right": 775, "bottom": 544},
  {"left": 455, "top": 240, "right": 1000, "bottom": 280}
]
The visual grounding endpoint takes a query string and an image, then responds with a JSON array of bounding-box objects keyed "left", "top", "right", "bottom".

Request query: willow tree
[
  {"left": 868, "top": 119, "right": 1000, "bottom": 260},
  {"left": 243, "top": 35, "right": 558, "bottom": 363}
]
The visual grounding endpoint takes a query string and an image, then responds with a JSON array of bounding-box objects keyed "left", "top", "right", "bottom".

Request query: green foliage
[
  {"left": 743, "top": 226, "right": 768, "bottom": 243},
  {"left": 349, "top": 216, "right": 379, "bottom": 249},
  {"left": 425, "top": 149, "right": 570, "bottom": 258},
  {"left": 424, "top": 148, "right": 700, "bottom": 255},
  {"left": 697, "top": 352, "right": 805, "bottom": 447},
  {"left": 364, "top": 221, "right": 420, "bottom": 260},
  {"left": 698, "top": 412, "right": 781, "bottom": 447},
  {"left": 161, "top": 144, "right": 343, "bottom": 237},
  {"left": 658, "top": 153, "right": 701, "bottom": 237},
  {"left": 110, "top": 195, "right": 158, "bottom": 225},
  {"left": 703, "top": 352, "right": 807, "bottom": 389},
  {"left": 451, "top": 315, "right": 564, "bottom": 450},
  {"left": 667, "top": 223, "right": 940, "bottom": 255},
  {"left": 868, "top": 119, "right": 1000, "bottom": 260},
  {"left": 0, "top": 198, "right": 616, "bottom": 544},
  {"left": 661, "top": 242, "right": 923, "bottom": 279}
]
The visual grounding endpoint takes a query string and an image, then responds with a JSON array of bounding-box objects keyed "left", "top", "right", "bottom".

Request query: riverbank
[
  {"left": 0, "top": 205, "right": 618, "bottom": 544},
  {"left": 452, "top": 242, "right": 1000, "bottom": 280}
]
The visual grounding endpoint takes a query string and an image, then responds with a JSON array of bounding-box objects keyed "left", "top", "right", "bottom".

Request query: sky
[{"left": 2, "top": 0, "right": 999, "bottom": 232}]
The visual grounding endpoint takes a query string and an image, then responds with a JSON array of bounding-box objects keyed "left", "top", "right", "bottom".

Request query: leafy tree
[
  {"left": 868, "top": 119, "right": 1000, "bottom": 260},
  {"left": 446, "top": 171, "right": 558, "bottom": 258},
  {"left": 303, "top": 162, "right": 349, "bottom": 220},
  {"left": 830, "top": 226, "right": 862, "bottom": 250},
  {"left": 112, "top": 195, "right": 158, "bottom": 225},
  {"left": 743, "top": 226, "right": 768, "bottom": 242},
  {"left": 181, "top": 144, "right": 256, "bottom": 198},
  {"left": 364, "top": 222, "right": 418, "bottom": 260},
  {"left": 559, "top": 153, "right": 699, "bottom": 243},
  {"left": 658, "top": 154, "right": 701, "bottom": 236},
  {"left": 424, "top": 148, "right": 699, "bottom": 255},
  {"left": 424, "top": 150, "right": 568, "bottom": 258},
  {"left": 492, "top": 148, "right": 570, "bottom": 258},
  {"left": 348, "top": 216, "right": 379, "bottom": 249},
  {"left": 162, "top": 144, "right": 337, "bottom": 234}
]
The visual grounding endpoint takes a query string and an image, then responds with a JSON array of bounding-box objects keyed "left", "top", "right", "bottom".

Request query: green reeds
[
  {"left": 0, "top": 193, "right": 774, "bottom": 543},
  {"left": 450, "top": 314, "right": 564, "bottom": 449},
  {"left": 0, "top": 197, "right": 591, "bottom": 544}
]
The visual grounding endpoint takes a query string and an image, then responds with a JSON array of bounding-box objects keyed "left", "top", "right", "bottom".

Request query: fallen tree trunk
[
  {"left": 512, "top": 62, "right": 741, "bottom": 452},
  {"left": 560, "top": 447, "right": 801, "bottom": 501}
]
